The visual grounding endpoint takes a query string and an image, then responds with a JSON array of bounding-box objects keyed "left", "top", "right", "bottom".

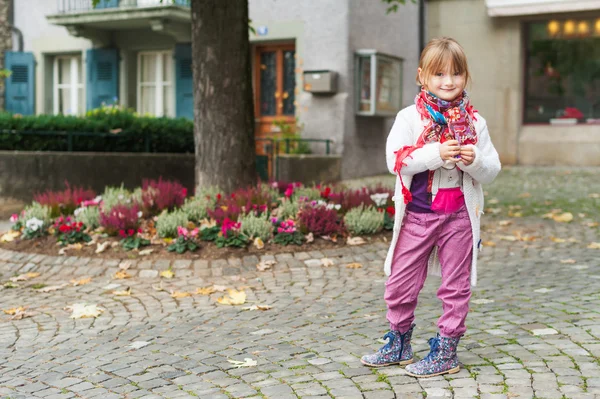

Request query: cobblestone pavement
[{"left": 1, "top": 167, "right": 599, "bottom": 399}]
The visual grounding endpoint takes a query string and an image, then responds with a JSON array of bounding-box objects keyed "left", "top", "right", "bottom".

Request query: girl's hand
[
  {"left": 439, "top": 140, "right": 460, "bottom": 162},
  {"left": 460, "top": 146, "right": 475, "bottom": 165}
]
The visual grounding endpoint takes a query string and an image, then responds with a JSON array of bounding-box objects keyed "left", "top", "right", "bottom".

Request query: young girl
[{"left": 361, "top": 37, "right": 501, "bottom": 378}]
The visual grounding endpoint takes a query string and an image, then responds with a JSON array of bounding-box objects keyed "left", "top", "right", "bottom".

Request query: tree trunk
[{"left": 191, "top": 0, "right": 256, "bottom": 194}]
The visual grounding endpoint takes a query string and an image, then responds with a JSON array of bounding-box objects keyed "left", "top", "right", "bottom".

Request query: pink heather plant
[
  {"left": 34, "top": 181, "right": 96, "bottom": 217},
  {"left": 141, "top": 177, "right": 187, "bottom": 215},
  {"left": 298, "top": 205, "right": 345, "bottom": 237},
  {"left": 99, "top": 204, "right": 141, "bottom": 236}
]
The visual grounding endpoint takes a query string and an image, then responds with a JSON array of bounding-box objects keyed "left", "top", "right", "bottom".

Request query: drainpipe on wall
[
  {"left": 8, "top": 0, "right": 23, "bottom": 51},
  {"left": 419, "top": 0, "right": 425, "bottom": 55}
]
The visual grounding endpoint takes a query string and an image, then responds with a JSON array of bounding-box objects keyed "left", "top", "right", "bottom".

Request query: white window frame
[
  {"left": 136, "top": 50, "right": 174, "bottom": 117},
  {"left": 53, "top": 55, "right": 84, "bottom": 115}
]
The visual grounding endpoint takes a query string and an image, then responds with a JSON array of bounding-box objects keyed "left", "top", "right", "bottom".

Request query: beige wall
[{"left": 427, "top": 0, "right": 521, "bottom": 165}]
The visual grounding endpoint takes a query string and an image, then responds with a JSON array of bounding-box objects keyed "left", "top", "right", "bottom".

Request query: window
[
  {"left": 137, "top": 51, "right": 174, "bottom": 117},
  {"left": 524, "top": 18, "right": 600, "bottom": 124},
  {"left": 355, "top": 50, "right": 403, "bottom": 116},
  {"left": 53, "top": 55, "right": 84, "bottom": 115}
]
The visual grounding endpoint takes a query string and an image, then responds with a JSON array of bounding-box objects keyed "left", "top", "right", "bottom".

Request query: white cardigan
[{"left": 384, "top": 105, "right": 501, "bottom": 286}]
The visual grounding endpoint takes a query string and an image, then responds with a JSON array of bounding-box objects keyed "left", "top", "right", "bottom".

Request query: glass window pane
[
  {"left": 59, "top": 58, "right": 71, "bottom": 85},
  {"left": 376, "top": 58, "right": 402, "bottom": 113},
  {"left": 58, "top": 88, "right": 71, "bottom": 114},
  {"left": 260, "top": 51, "right": 277, "bottom": 116},
  {"left": 141, "top": 86, "right": 156, "bottom": 115},
  {"left": 163, "top": 85, "right": 173, "bottom": 117},
  {"left": 282, "top": 50, "right": 296, "bottom": 116},
  {"left": 141, "top": 54, "right": 157, "bottom": 83},
  {"left": 78, "top": 88, "right": 84, "bottom": 115},
  {"left": 525, "top": 19, "right": 600, "bottom": 124},
  {"left": 358, "top": 56, "right": 371, "bottom": 112},
  {"left": 163, "top": 53, "right": 173, "bottom": 83}
]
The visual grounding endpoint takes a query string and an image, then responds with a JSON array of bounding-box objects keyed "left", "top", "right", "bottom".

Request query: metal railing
[{"left": 56, "top": 0, "right": 190, "bottom": 14}]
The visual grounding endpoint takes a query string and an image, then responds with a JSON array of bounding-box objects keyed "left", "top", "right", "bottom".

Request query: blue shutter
[
  {"left": 4, "top": 51, "right": 35, "bottom": 115},
  {"left": 86, "top": 48, "right": 119, "bottom": 110},
  {"left": 173, "top": 0, "right": 190, "bottom": 5},
  {"left": 95, "top": 0, "right": 119, "bottom": 9},
  {"left": 174, "top": 43, "right": 193, "bottom": 119}
]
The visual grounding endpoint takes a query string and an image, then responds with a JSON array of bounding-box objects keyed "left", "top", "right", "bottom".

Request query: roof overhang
[{"left": 486, "top": 0, "right": 600, "bottom": 17}]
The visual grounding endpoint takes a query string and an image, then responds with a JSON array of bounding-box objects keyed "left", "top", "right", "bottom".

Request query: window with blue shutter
[
  {"left": 4, "top": 51, "right": 35, "bottom": 115},
  {"left": 173, "top": 0, "right": 190, "bottom": 5},
  {"left": 86, "top": 48, "right": 119, "bottom": 111},
  {"left": 174, "top": 43, "right": 193, "bottom": 119},
  {"left": 95, "top": 0, "right": 119, "bottom": 9}
]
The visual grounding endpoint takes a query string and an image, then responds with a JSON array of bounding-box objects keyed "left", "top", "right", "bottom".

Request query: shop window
[
  {"left": 355, "top": 50, "right": 403, "bottom": 116},
  {"left": 524, "top": 18, "right": 600, "bottom": 125}
]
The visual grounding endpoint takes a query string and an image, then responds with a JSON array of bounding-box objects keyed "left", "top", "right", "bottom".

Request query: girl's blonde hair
[{"left": 416, "top": 37, "right": 471, "bottom": 86}]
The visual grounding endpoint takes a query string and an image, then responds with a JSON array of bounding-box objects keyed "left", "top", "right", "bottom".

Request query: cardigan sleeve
[
  {"left": 386, "top": 110, "right": 445, "bottom": 175},
  {"left": 457, "top": 114, "right": 501, "bottom": 184}
]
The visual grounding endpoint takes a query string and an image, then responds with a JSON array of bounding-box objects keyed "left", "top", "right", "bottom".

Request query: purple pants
[{"left": 385, "top": 206, "right": 473, "bottom": 337}]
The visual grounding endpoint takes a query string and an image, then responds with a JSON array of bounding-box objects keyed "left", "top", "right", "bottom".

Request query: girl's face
[{"left": 419, "top": 66, "right": 466, "bottom": 101}]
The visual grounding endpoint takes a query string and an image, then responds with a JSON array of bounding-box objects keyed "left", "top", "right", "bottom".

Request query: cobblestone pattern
[{"left": 1, "top": 173, "right": 599, "bottom": 398}]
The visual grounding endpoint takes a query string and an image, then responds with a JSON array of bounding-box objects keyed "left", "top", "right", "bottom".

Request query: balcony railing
[{"left": 56, "top": 0, "right": 190, "bottom": 14}]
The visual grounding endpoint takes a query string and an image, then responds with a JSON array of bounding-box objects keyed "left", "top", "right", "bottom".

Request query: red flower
[
  {"left": 217, "top": 193, "right": 222, "bottom": 201},
  {"left": 320, "top": 187, "right": 332, "bottom": 199},
  {"left": 182, "top": 188, "right": 188, "bottom": 197},
  {"left": 59, "top": 225, "right": 71, "bottom": 233},
  {"left": 138, "top": 228, "right": 143, "bottom": 234},
  {"left": 119, "top": 229, "right": 127, "bottom": 238},
  {"left": 127, "top": 229, "right": 135, "bottom": 237},
  {"left": 386, "top": 206, "right": 395, "bottom": 216}
]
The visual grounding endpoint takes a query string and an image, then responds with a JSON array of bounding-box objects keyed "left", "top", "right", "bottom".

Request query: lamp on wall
[
  {"left": 563, "top": 20, "right": 576, "bottom": 36},
  {"left": 547, "top": 20, "right": 560, "bottom": 37},
  {"left": 595, "top": 19, "right": 600, "bottom": 35},
  {"left": 577, "top": 21, "right": 590, "bottom": 36}
]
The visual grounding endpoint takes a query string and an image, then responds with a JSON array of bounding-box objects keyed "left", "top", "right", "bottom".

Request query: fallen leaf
[
  {"left": 212, "top": 285, "right": 227, "bottom": 292},
  {"left": 110, "top": 241, "right": 120, "bottom": 248},
  {"left": 497, "top": 220, "right": 512, "bottom": 227},
  {"left": 347, "top": 236, "right": 366, "bottom": 246},
  {"left": 37, "top": 283, "right": 68, "bottom": 293},
  {"left": 256, "top": 260, "right": 276, "bottom": 271},
  {"left": 58, "top": 243, "right": 83, "bottom": 256},
  {"left": 85, "top": 239, "right": 96, "bottom": 246},
  {"left": 196, "top": 286, "right": 216, "bottom": 295},
  {"left": 508, "top": 210, "right": 523, "bottom": 218},
  {"left": 253, "top": 237, "right": 264, "bottom": 250},
  {"left": 159, "top": 269, "right": 175, "bottom": 279},
  {"left": 139, "top": 248, "right": 154, "bottom": 256},
  {"left": 346, "top": 263, "right": 363, "bottom": 269},
  {"left": 3, "top": 306, "right": 26, "bottom": 315},
  {"left": 488, "top": 198, "right": 499, "bottom": 204},
  {"left": 0, "top": 231, "right": 20, "bottom": 242},
  {"left": 321, "top": 258, "right": 334, "bottom": 267},
  {"left": 10, "top": 272, "right": 41, "bottom": 282},
  {"left": 114, "top": 270, "right": 132, "bottom": 280},
  {"left": 499, "top": 235, "right": 518, "bottom": 242},
  {"left": 227, "top": 358, "right": 257, "bottom": 368},
  {"left": 217, "top": 289, "right": 246, "bottom": 305},
  {"left": 71, "top": 277, "right": 92, "bottom": 286},
  {"left": 305, "top": 232, "right": 314, "bottom": 243},
  {"left": 95, "top": 242, "right": 110, "bottom": 254},
  {"left": 560, "top": 259, "right": 577, "bottom": 264},
  {"left": 200, "top": 218, "right": 217, "bottom": 229},
  {"left": 588, "top": 242, "right": 600, "bottom": 249},
  {"left": 588, "top": 193, "right": 600, "bottom": 198},
  {"left": 119, "top": 261, "right": 132, "bottom": 270},
  {"left": 552, "top": 212, "right": 573, "bottom": 223},
  {"left": 550, "top": 237, "right": 566, "bottom": 243},
  {"left": 242, "top": 304, "right": 272, "bottom": 311},
  {"left": 482, "top": 241, "right": 496, "bottom": 247},
  {"left": 170, "top": 290, "right": 192, "bottom": 298},
  {"left": 65, "top": 303, "right": 104, "bottom": 319},
  {"left": 151, "top": 281, "right": 165, "bottom": 292},
  {"left": 113, "top": 287, "right": 132, "bottom": 296},
  {"left": 518, "top": 192, "right": 531, "bottom": 198},
  {"left": 584, "top": 222, "right": 599, "bottom": 228}
]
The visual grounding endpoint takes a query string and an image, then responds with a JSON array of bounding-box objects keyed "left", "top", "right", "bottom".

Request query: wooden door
[{"left": 253, "top": 43, "right": 296, "bottom": 179}]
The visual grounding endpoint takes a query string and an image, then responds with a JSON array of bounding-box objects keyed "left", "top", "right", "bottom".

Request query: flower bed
[{"left": 0, "top": 179, "right": 395, "bottom": 260}]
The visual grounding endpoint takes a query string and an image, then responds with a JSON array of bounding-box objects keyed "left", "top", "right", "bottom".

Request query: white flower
[
  {"left": 334, "top": 204, "right": 341, "bottom": 210},
  {"left": 74, "top": 207, "right": 85, "bottom": 217},
  {"left": 370, "top": 193, "right": 390, "bottom": 207},
  {"left": 118, "top": 194, "right": 124, "bottom": 200},
  {"left": 26, "top": 217, "right": 44, "bottom": 232},
  {"left": 93, "top": 195, "right": 102, "bottom": 203},
  {"left": 137, "top": 211, "right": 143, "bottom": 218},
  {"left": 317, "top": 200, "right": 327, "bottom": 207}
]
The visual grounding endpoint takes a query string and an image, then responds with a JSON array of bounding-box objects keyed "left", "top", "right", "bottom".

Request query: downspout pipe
[{"left": 8, "top": 0, "right": 23, "bottom": 52}]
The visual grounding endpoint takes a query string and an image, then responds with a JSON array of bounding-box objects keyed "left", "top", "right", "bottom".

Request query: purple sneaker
[
  {"left": 405, "top": 334, "right": 460, "bottom": 378},
  {"left": 361, "top": 324, "right": 414, "bottom": 367}
]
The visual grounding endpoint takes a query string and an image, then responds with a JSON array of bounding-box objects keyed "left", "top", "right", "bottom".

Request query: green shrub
[
  {"left": 75, "top": 206, "right": 101, "bottom": 230},
  {"left": 156, "top": 210, "right": 189, "bottom": 238},
  {"left": 181, "top": 196, "right": 213, "bottom": 222},
  {"left": 240, "top": 212, "right": 273, "bottom": 241},
  {"left": 0, "top": 106, "right": 193, "bottom": 153},
  {"left": 343, "top": 205, "right": 384, "bottom": 235},
  {"left": 275, "top": 198, "right": 299, "bottom": 220},
  {"left": 292, "top": 187, "right": 321, "bottom": 202},
  {"left": 21, "top": 202, "right": 52, "bottom": 225},
  {"left": 101, "top": 185, "right": 132, "bottom": 213}
]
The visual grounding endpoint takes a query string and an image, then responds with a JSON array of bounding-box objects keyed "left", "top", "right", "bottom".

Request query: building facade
[{"left": 427, "top": 0, "right": 600, "bottom": 166}]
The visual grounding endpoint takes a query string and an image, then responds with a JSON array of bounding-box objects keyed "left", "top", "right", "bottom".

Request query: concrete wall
[
  {"left": 276, "top": 154, "right": 342, "bottom": 185},
  {"left": 0, "top": 151, "right": 196, "bottom": 203},
  {"left": 427, "top": 0, "right": 521, "bottom": 165}
]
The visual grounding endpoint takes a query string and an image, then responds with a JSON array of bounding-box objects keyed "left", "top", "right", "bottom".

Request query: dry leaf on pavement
[
  {"left": 139, "top": 249, "right": 154, "bottom": 256},
  {"left": 95, "top": 242, "right": 110, "bottom": 254},
  {"left": 37, "top": 283, "right": 68, "bottom": 293},
  {"left": 212, "top": 285, "right": 228, "bottom": 292},
  {"left": 253, "top": 237, "right": 265, "bottom": 250},
  {"left": 321, "top": 258, "right": 334, "bottom": 267},
  {"left": 160, "top": 269, "right": 174, "bottom": 279},
  {"left": 151, "top": 281, "right": 165, "bottom": 292},
  {"left": 242, "top": 305, "right": 272, "bottom": 311},
  {"left": 346, "top": 263, "right": 363, "bottom": 269},
  {"left": 170, "top": 290, "right": 192, "bottom": 298},
  {"left": 588, "top": 242, "right": 600, "bottom": 249},
  {"left": 227, "top": 358, "right": 257, "bottom": 368},
  {"left": 550, "top": 237, "right": 566, "bottom": 243},
  {"left": 347, "top": 237, "right": 366, "bottom": 246},
  {"left": 113, "top": 287, "right": 132, "bottom": 296},
  {"left": 217, "top": 289, "right": 246, "bottom": 305},
  {"left": 65, "top": 303, "right": 104, "bottom": 319},
  {"left": 71, "top": 277, "right": 92, "bottom": 286},
  {"left": 3, "top": 306, "right": 27, "bottom": 315},
  {"left": 305, "top": 232, "right": 314, "bottom": 243},
  {"left": 196, "top": 286, "right": 216, "bottom": 295},
  {"left": 482, "top": 241, "right": 496, "bottom": 247},
  {"left": 0, "top": 231, "right": 20, "bottom": 242},
  {"left": 560, "top": 259, "right": 576, "bottom": 264},
  {"left": 10, "top": 272, "right": 41, "bottom": 282},
  {"left": 552, "top": 212, "right": 573, "bottom": 223},
  {"left": 114, "top": 270, "right": 132, "bottom": 280},
  {"left": 497, "top": 220, "right": 512, "bottom": 227},
  {"left": 256, "top": 260, "right": 276, "bottom": 271},
  {"left": 119, "top": 261, "right": 132, "bottom": 270}
]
